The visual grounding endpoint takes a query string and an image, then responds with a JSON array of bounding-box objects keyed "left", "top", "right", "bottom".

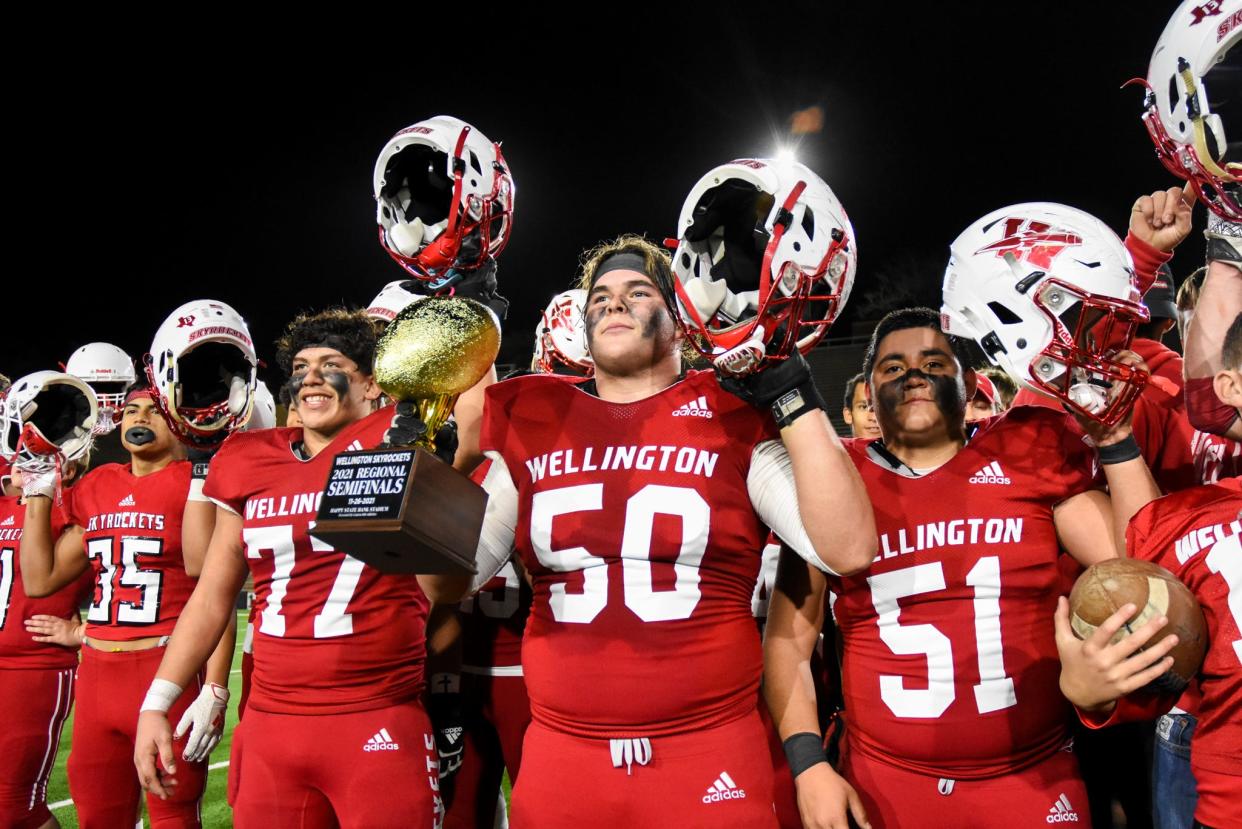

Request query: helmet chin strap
[
  {"left": 228, "top": 375, "right": 251, "bottom": 417},
  {"left": 1067, "top": 381, "right": 1109, "bottom": 416},
  {"left": 389, "top": 217, "right": 450, "bottom": 258}
]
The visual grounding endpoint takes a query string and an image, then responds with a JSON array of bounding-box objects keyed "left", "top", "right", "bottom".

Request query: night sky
[{"left": 11, "top": 3, "right": 1200, "bottom": 386}]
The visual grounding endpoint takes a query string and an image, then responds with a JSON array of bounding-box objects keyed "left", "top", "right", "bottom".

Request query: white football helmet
[
  {"left": 671, "top": 158, "right": 856, "bottom": 374},
  {"left": 942, "top": 202, "right": 1150, "bottom": 426},
  {"left": 146, "top": 299, "right": 258, "bottom": 444},
  {"left": 366, "top": 280, "right": 427, "bottom": 323},
  {"left": 1138, "top": 0, "right": 1242, "bottom": 220},
  {"left": 533, "top": 289, "right": 593, "bottom": 375},
  {"left": 374, "top": 115, "right": 515, "bottom": 282},
  {"left": 64, "top": 342, "right": 136, "bottom": 434},
  {"left": 0, "top": 371, "right": 98, "bottom": 471},
  {"left": 243, "top": 381, "right": 277, "bottom": 431}
]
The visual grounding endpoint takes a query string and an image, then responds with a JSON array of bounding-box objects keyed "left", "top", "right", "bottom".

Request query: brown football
[{"left": 1068, "top": 559, "right": 1207, "bottom": 695}]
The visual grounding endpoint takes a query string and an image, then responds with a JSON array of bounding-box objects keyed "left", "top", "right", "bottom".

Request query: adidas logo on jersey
[
  {"left": 363, "top": 728, "right": 399, "bottom": 752},
  {"left": 673, "top": 396, "right": 714, "bottom": 419},
  {"left": 969, "top": 461, "right": 1010, "bottom": 485},
  {"left": 702, "top": 771, "right": 746, "bottom": 804},
  {"left": 117, "top": 493, "right": 136, "bottom": 506},
  {"left": 1046, "top": 793, "right": 1079, "bottom": 823},
  {"left": 0, "top": 515, "right": 12, "bottom": 527}
]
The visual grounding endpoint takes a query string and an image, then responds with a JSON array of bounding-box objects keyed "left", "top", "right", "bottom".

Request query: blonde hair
[{"left": 1176, "top": 267, "right": 1206, "bottom": 313}]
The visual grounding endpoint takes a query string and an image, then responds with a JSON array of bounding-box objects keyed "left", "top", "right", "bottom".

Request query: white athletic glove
[
  {"left": 13, "top": 457, "right": 60, "bottom": 500},
  {"left": 174, "top": 682, "right": 229, "bottom": 762}
]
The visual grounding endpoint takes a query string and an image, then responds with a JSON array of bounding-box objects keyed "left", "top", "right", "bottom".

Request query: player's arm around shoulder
[{"left": 775, "top": 409, "right": 876, "bottom": 576}]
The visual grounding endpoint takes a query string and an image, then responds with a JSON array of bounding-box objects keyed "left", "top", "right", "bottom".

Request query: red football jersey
[
  {"left": 62, "top": 461, "right": 196, "bottom": 641},
  {"left": 480, "top": 371, "right": 779, "bottom": 738},
  {"left": 1013, "top": 379, "right": 1196, "bottom": 493},
  {"left": 460, "top": 560, "right": 531, "bottom": 672},
  {"left": 203, "top": 405, "right": 432, "bottom": 715},
  {"left": 830, "top": 407, "right": 1097, "bottom": 778},
  {"left": 1125, "top": 478, "right": 1242, "bottom": 825},
  {"left": 1192, "top": 429, "right": 1242, "bottom": 485},
  {"left": 0, "top": 496, "right": 90, "bottom": 669}
]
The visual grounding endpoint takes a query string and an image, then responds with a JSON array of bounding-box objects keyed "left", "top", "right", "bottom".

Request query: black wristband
[
  {"left": 782, "top": 732, "right": 828, "bottom": 778},
  {"left": 771, "top": 380, "right": 826, "bottom": 429},
  {"left": 1097, "top": 434, "right": 1141, "bottom": 465}
]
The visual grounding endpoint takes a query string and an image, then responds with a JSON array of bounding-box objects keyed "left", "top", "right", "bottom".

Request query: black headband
[
  {"left": 293, "top": 336, "right": 371, "bottom": 373},
  {"left": 590, "top": 252, "right": 652, "bottom": 291}
]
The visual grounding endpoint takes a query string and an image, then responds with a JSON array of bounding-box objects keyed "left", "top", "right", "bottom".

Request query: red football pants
[
  {"left": 757, "top": 699, "right": 801, "bottom": 829},
  {"left": 511, "top": 710, "right": 778, "bottom": 828},
  {"left": 237, "top": 609, "right": 254, "bottom": 720},
  {"left": 238, "top": 650, "right": 253, "bottom": 720},
  {"left": 70, "top": 645, "right": 207, "bottom": 828},
  {"left": 0, "top": 667, "right": 74, "bottom": 829},
  {"left": 231, "top": 700, "right": 442, "bottom": 829},
  {"left": 444, "top": 672, "right": 531, "bottom": 829},
  {"left": 842, "top": 741, "right": 1092, "bottom": 829}
]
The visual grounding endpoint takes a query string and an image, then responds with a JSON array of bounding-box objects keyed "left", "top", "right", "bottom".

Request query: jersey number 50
[{"left": 530, "top": 484, "right": 709, "bottom": 624}]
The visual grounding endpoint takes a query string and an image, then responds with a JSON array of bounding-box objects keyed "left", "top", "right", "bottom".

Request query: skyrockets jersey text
[
  {"left": 62, "top": 462, "right": 196, "bottom": 641},
  {"left": 830, "top": 407, "right": 1098, "bottom": 778},
  {"left": 480, "top": 371, "right": 780, "bottom": 738}
]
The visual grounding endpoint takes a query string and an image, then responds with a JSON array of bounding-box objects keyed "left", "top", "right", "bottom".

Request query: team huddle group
[{"left": 1, "top": 2, "right": 1240, "bottom": 828}]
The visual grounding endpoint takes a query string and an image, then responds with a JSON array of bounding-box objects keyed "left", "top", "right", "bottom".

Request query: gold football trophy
[{"left": 310, "top": 296, "right": 500, "bottom": 574}]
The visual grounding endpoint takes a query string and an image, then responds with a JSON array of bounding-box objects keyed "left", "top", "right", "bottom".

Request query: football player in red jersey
[
  {"left": 1134, "top": 0, "right": 1242, "bottom": 439},
  {"left": 1009, "top": 186, "right": 1200, "bottom": 496},
  {"left": 1057, "top": 313, "right": 1242, "bottom": 829},
  {"left": 469, "top": 235, "right": 875, "bottom": 827},
  {"left": 0, "top": 463, "right": 92, "bottom": 829},
  {"left": 442, "top": 295, "right": 587, "bottom": 829},
  {"left": 765, "top": 302, "right": 1162, "bottom": 829},
  {"left": 133, "top": 308, "right": 469, "bottom": 827},
  {"left": 19, "top": 385, "right": 234, "bottom": 828}
]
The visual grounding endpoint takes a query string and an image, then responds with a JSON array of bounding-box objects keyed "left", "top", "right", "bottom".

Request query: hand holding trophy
[{"left": 310, "top": 296, "right": 500, "bottom": 574}]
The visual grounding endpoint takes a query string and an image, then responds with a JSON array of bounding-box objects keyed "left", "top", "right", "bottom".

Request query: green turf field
[{"left": 46, "top": 612, "right": 246, "bottom": 828}]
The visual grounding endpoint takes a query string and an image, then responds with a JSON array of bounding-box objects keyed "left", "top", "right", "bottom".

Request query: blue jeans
[{"left": 1152, "top": 712, "right": 1198, "bottom": 829}]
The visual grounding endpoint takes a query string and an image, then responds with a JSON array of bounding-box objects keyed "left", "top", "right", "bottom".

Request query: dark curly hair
[{"left": 275, "top": 308, "right": 377, "bottom": 376}]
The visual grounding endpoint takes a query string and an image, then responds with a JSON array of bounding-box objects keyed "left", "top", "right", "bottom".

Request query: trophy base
[{"left": 311, "top": 447, "right": 485, "bottom": 575}]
